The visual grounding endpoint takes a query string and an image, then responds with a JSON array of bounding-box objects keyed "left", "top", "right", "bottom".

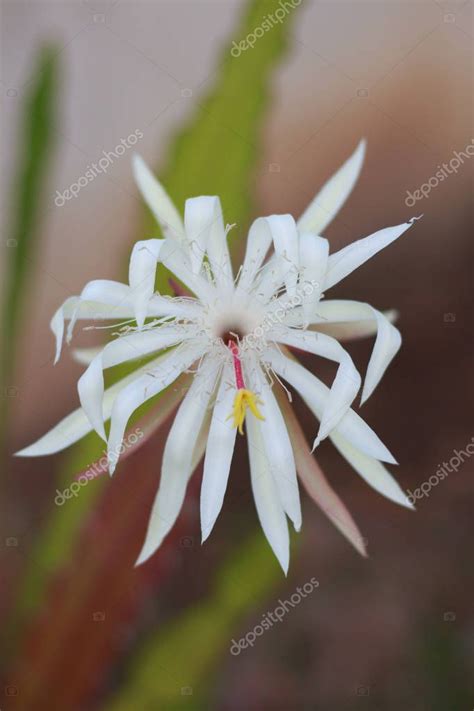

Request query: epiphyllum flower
[{"left": 18, "top": 140, "right": 418, "bottom": 574}]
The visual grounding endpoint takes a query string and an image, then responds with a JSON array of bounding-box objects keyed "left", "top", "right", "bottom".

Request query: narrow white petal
[
  {"left": 277, "top": 391, "right": 367, "bottom": 556},
  {"left": 206, "top": 205, "right": 233, "bottom": 287},
  {"left": 159, "top": 238, "right": 216, "bottom": 304},
  {"left": 298, "top": 232, "right": 329, "bottom": 323},
  {"left": 107, "top": 341, "right": 206, "bottom": 474},
  {"left": 266, "top": 329, "right": 361, "bottom": 444},
  {"left": 50, "top": 291, "right": 197, "bottom": 365},
  {"left": 51, "top": 297, "right": 79, "bottom": 363},
  {"left": 184, "top": 196, "right": 232, "bottom": 285},
  {"left": 247, "top": 359, "right": 301, "bottom": 531},
  {"left": 51, "top": 287, "right": 134, "bottom": 364},
  {"left": 200, "top": 365, "right": 237, "bottom": 542},
  {"left": 128, "top": 239, "right": 164, "bottom": 327},
  {"left": 251, "top": 254, "right": 288, "bottom": 304},
  {"left": 15, "top": 353, "right": 170, "bottom": 456},
  {"left": 310, "top": 309, "right": 398, "bottom": 341},
  {"left": 316, "top": 300, "right": 401, "bottom": 403},
  {"left": 16, "top": 403, "right": 100, "bottom": 458},
  {"left": 191, "top": 406, "right": 212, "bottom": 472},
  {"left": 237, "top": 217, "right": 273, "bottom": 293},
  {"left": 77, "top": 356, "right": 106, "bottom": 441},
  {"left": 331, "top": 431, "right": 413, "bottom": 509},
  {"left": 77, "top": 286, "right": 198, "bottom": 322},
  {"left": 72, "top": 346, "right": 103, "bottom": 365},
  {"left": 324, "top": 219, "right": 416, "bottom": 290},
  {"left": 78, "top": 327, "right": 194, "bottom": 440},
  {"left": 66, "top": 280, "right": 134, "bottom": 347},
  {"left": 361, "top": 317, "right": 400, "bottom": 405},
  {"left": 263, "top": 348, "right": 397, "bottom": 464},
  {"left": 81, "top": 279, "right": 200, "bottom": 321},
  {"left": 184, "top": 196, "right": 211, "bottom": 274},
  {"left": 246, "top": 412, "right": 290, "bottom": 575},
  {"left": 79, "top": 279, "right": 131, "bottom": 306},
  {"left": 135, "top": 359, "right": 219, "bottom": 565},
  {"left": 132, "top": 154, "right": 184, "bottom": 241},
  {"left": 265, "top": 214, "right": 299, "bottom": 296},
  {"left": 297, "top": 139, "right": 366, "bottom": 235},
  {"left": 69, "top": 280, "right": 134, "bottom": 350},
  {"left": 148, "top": 294, "right": 203, "bottom": 320}
]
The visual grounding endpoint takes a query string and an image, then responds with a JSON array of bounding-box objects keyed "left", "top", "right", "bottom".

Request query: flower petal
[
  {"left": 276, "top": 390, "right": 367, "bottom": 556},
  {"left": 246, "top": 410, "right": 290, "bottom": 575},
  {"left": 266, "top": 329, "right": 361, "bottom": 444},
  {"left": 79, "top": 279, "right": 132, "bottom": 306},
  {"left": 330, "top": 430, "right": 413, "bottom": 509},
  {"left": 298, "top": 232, "right": 329, "bottom": 323},
  {"left": 147, "top": 294, "right": 203, "bottom": 321},
  {"left": 78, "top": 327, "right": 196, "bottom": 440},
  {"left": 200, "top": 364, "right": 237, "bottom": 542},
  {"left": 246, "top": 358, "right": 301, "bottom": 532},
  {"left": 159, "top": 238, "right": 216, "bottom": 304},
  {"left": 184, "top": 197, "right": 212, "bottom": 274},
  {"left": 263, "top": 347, "right": 397, "bottom": 464},
  {"left": 132, "top": 154, "right": 184, "bottom": 241},
  {"left": 15, "top": 352, "right": 171, "bottom": 456},
  {"left": 251, "top": 254, "right": 288, "bottom": 304},
  {"left": 51, "top": 297, "right": 79, "bottom": 364},
  {"left": 51, "top": 290, "right": 198, "bottom": 365},
  {"left": 311, "top": 309, "right": 398, "bottom": 342},
  {"left": 316, "top": 300, "right": 401, "bottom": 404},
  {"left": 297, "top": 139, "right": 366, "bottom": 235},
  {"left": 135, "top": 358, "right": 220, "bottom": 565},
  {"left": 265, "top": 214, "right": 299, "bottom": 296},
  {"left": 51, "top": 288, "right": 133, "bottom": 364},
  {"left": 324, "top": 219, "right": 417, "bottom": 290},
  {"left": 72, "top": 346, "right": 103, "bottom": 365},
  {"left": 184, "top": 196, "right": 232, "bottom": 285},
  {"left": 237, "top": 217, "right": 273, "bottom": 293},
  {"left": 107, "top": 340, "right": 206, "bottom": 474},
  {"left": 68, "top": 280, "right": 134, "bottom": 350},
  {"left": 128, "top": 239, "right": 164, "bottom": 327}
]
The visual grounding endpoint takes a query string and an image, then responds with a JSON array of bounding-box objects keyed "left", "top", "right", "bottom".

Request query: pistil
[
  {"left": 227, "top": 340, "right": 264, "bottom": 434},
  {"left": 228, "top": 340, "right": 245, "bottom": 389}
]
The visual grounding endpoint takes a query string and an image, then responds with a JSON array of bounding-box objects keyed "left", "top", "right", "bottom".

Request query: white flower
[{"left": 18, "top": 140, "right": 419, "bottom": 574}]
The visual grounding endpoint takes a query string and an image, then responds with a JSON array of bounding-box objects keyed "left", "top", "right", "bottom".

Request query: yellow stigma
[{"left": 227, "top": 389, "right": 265, "bottom": 435}]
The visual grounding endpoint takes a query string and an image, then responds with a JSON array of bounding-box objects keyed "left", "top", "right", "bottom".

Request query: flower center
[
  {"left": 220, "top": 326, "right": 246, "bottom": 346},
  {"left": 209, "top": 304, "right": 264, "bottom": 346}
]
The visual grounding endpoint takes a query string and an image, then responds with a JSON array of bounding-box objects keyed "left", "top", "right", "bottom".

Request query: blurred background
[{"left": 1, "top": 0, "right": 473, "bottom": 709}]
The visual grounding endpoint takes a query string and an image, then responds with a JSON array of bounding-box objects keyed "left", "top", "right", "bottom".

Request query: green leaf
[{"left": 0, "top": 46, "right": 58, "bottom": 450}]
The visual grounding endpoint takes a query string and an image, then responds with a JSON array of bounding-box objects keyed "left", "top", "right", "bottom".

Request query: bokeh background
[{"left": 1, "top": 0, "right": 473, "bottom": 709}]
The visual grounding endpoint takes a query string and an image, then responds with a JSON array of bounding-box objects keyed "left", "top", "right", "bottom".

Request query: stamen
[{"left": 227, "top": 340, "right": 265, "bottom": 434}]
